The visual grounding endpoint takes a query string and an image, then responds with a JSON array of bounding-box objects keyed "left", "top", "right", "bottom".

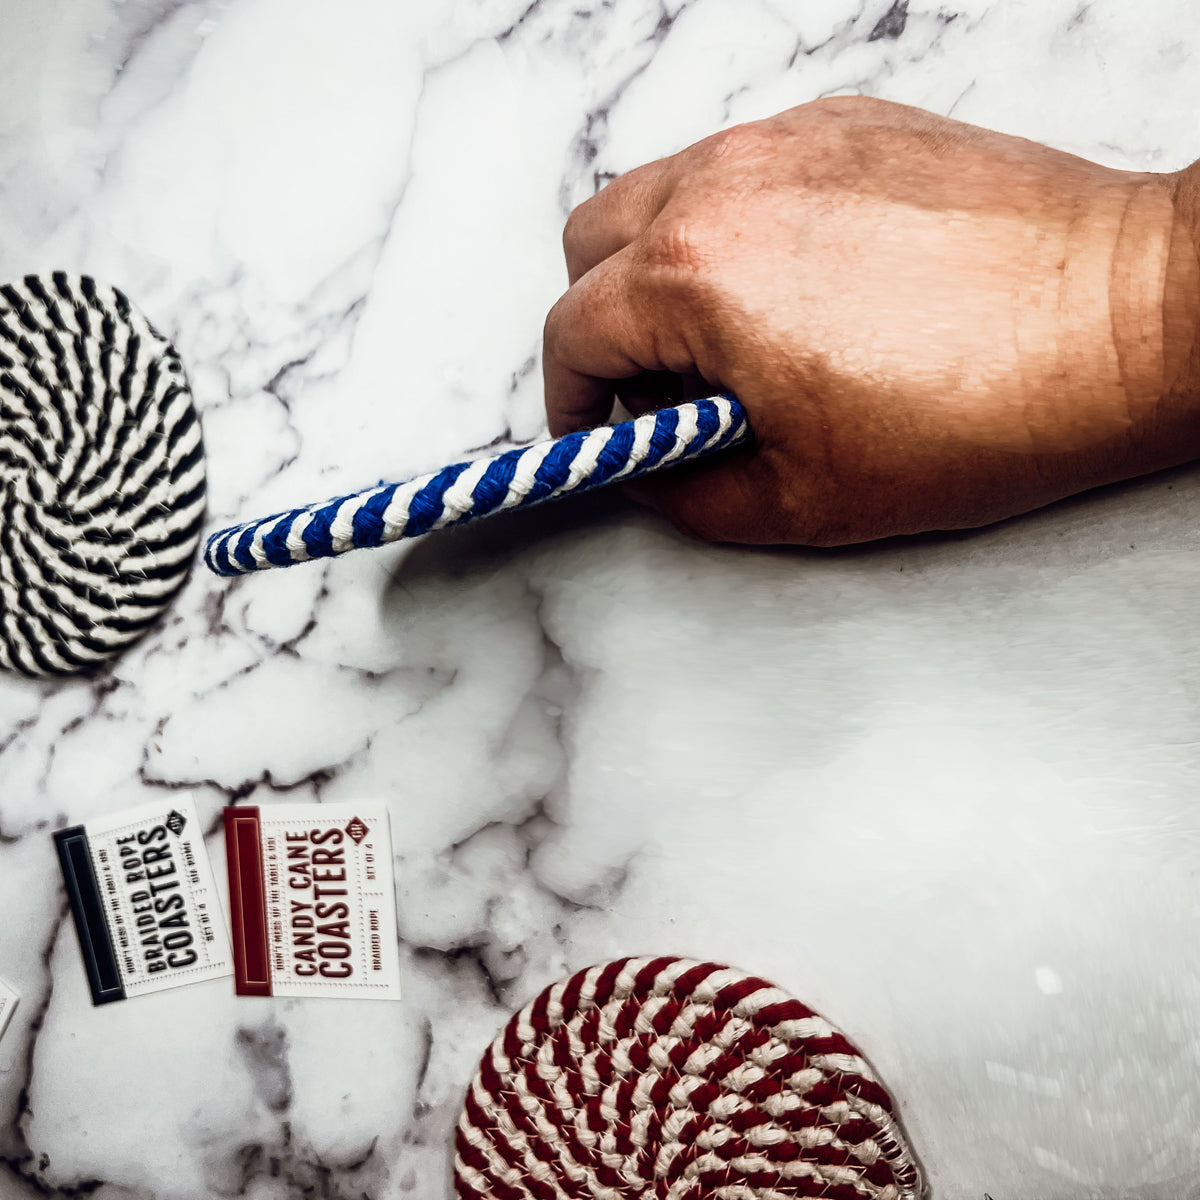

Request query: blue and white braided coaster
[{"left": 205, "top": 395, "right": 749, "bottom": 576}]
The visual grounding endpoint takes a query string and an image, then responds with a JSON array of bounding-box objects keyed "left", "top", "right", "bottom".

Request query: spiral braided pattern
[
  {"left": 205, "top": 395, "right": 748, "bottom": 576},
  {"left": 456, "top": 957, "right": 925, "bottom": 1200},
  {"left": 0, "top": 273, "right": 205, "bottom": 676}
]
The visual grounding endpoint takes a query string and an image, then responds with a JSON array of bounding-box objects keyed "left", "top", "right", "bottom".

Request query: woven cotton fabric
[
  {"left": 456, "top": 957, "right": 925, "bottom": 1200},
  {"left": 0, "top": 274, "right": 205, "bottom": 676}
]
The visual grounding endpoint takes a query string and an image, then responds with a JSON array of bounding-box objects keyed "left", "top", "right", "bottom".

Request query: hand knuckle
[
  {"left": 639, "top": 217, "right": 726, "bottom": 289},
  {"left": 542, "top": 295, "right": 566, "bottom": 347},
  {"left": 807, "top": 94, "right": 877, "bottom": 120},
  {"left": 562, "top": 203, "right": 591, "bottom": 257},
  {"left": 704, "top": 126, "right": 747, "bottom": 161},
  {"left": 700, "top": 121, "right": 778, "bottom": 164}
]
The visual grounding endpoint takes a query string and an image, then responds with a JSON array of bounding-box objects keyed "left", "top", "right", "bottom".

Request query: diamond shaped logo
[
  {"left": 344, "top": 816, "right": 368, "bottom": 845},
  {"left": 165, "top": 809, "right": 187, "bottom": 836}
]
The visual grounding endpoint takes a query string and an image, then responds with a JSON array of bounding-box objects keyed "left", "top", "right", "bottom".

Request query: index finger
[
  {"left": 543, "top": 246, "right": 668, "bottom": 435},
  {"left": 563, "top": 157, "right": 676, "bottom": 284}
]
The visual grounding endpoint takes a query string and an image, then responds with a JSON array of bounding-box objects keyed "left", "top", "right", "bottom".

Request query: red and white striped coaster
[{"left": 456, "top": 957, "right": 924, "bottom": 1200}]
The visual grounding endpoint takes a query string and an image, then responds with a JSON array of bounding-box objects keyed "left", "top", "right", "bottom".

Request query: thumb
[{"left": 622, "top": 450, "right": 777, "bottom": 544}]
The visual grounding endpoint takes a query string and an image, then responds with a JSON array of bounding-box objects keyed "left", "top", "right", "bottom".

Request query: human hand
[{"left": 542, "top": 97, "right": 1200, "bottom": 544}]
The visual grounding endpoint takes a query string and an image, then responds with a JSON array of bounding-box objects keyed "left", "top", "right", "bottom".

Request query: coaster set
[
  {"left": 0, "top": 279, "right": 928, "bottom": 1193},
  {"left": 457, "top": 957, "right": 924, "bottom": 1200},
  {"left": 0, "top": 274, "right": 205, "bottom": 676}
]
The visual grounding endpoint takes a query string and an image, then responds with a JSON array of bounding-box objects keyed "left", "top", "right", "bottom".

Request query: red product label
[
  {"left": 221, "top": 802, "right": 401, "bottom": 1000},
  {"left": 223, "top": 807, "right": 271, "bottom": 997}
]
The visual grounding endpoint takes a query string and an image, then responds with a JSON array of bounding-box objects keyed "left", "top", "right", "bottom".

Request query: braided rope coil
[
  {"left": 0, "top": 274, "right": 205, "bottom": 676},
  {"left": 205, "top": 395, "right": 748, "bottom": 576},
  {"left": 456, "top": 957, "right": 925, "bottom": 1200}
]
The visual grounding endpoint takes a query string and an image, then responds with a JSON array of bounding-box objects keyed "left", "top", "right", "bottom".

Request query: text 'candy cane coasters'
[
  {"left": 0, "top": 274, "right": 206, "bottom": 676},
  {"left": 204, "top": 396, "right": 750, "bottom": 576},
  {"left": 456, "top": 957, "right": 925, "bottom": 1200},
  {"left": 222, "top": 802, "right": 401, "bottom": 999}
]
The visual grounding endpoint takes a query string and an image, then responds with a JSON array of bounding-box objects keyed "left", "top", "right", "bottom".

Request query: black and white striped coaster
[{"left": 0, "top": 274, "right": 206, "bottom": 676}]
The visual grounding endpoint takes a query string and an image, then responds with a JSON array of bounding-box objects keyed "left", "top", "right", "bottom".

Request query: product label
[
  {"left": 0, "top": 976, "right": 17, "bottom": 1043},
  {"left": 223, "top": 802, "right": 400, "bottom": 999},
  {"left": 54, "top": 800, "right": 233, "bottom": 1005}
]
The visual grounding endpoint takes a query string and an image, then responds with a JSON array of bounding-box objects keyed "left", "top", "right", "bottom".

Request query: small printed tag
[
  {"left": 54, "top": 800, "right": 233, "bottom": 1006},
  {"left": 223, "top": 802, "right": 400, "bottom": 999},
  {"left": 0, "top": 976, "right": 17, "bottom": 1043}
]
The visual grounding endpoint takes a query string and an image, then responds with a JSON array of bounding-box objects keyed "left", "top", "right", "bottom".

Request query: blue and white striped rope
[{"left": 204, "top": 395, "right": 749, "bottom": 576}]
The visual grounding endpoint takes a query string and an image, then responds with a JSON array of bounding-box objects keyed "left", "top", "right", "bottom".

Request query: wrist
[
  {"left": 1165, "top": 162, "right": 1200, "bottom": 409},
  {"left": 1101, "top": 166, "right": 1200, "bottom": 475}
]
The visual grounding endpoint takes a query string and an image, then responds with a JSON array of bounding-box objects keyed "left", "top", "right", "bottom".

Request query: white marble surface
[{"left": 2, "top": 0, "right": 1200, "bottom": 1196}]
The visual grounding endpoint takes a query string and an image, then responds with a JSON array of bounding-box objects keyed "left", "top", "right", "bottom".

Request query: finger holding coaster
[{"left": 0, "top": 274, "right": 206, "bottom": 677}]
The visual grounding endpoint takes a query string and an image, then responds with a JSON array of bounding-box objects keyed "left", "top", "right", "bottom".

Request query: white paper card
[
  {"left": 57, "top": 799, "right": 233, "bottom": 1003},
  {"left": 0, "top": 976, "right": 18, "bottom": 1043},
  {"left": 224, "top": 801, "right": 401, "bottom": 999}
]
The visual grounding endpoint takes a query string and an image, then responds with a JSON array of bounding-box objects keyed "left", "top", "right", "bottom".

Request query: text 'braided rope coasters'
[
  {"left": 204, "top": 395, "right": 749, "bottom": 577},
  {"left": 456, "top": 957, "right": 925, "bottom": 1200},
  {"left": 0, "top": 274, "right": 206, "bottom": 676}
]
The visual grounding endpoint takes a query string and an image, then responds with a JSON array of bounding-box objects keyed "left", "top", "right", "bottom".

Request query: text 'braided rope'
[
  {"left": 456, "top": 957, "right": 925, "bottom": 1200},
  {"left": 205, "top": 396, "right": 749, "bottom": 576},
  {"left": 0, "top": 274, "right": 205, "bottom": 677}
]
